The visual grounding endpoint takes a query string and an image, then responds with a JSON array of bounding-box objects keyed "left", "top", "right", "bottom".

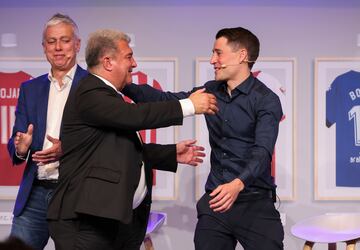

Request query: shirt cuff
[
  {"left": 15, "top": 150, "right": 30, "bottom": 161},
  {"left": 179, "top": 98, "right": 195, "bottom": 117}
]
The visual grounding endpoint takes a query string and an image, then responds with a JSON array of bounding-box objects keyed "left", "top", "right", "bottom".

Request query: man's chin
[
  {"left": 52, "top": 62, "right": 70, "bottom": 71},
  {"left": 215, "top": 76, "right": 222, "bottom": 81}
]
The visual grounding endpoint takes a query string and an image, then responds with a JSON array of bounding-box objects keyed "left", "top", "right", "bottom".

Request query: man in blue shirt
[{"left": 123, "top": 27, "right": 284, "bottom": 250}]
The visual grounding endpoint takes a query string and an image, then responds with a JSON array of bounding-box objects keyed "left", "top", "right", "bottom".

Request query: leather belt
[
  {"left": 235, "top": 190, "right": 274, "bottom": 202},
  {"left": 33, "top": 179, "right": 58, "bottom": 189}
]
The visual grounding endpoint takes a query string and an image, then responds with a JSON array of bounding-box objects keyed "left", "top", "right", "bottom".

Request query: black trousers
[
  {"left": 194, "top": 193, "right": 284, "bottom": 250},
  {"left": 48, "top": 202, "right": 150, "bottom": 250}
]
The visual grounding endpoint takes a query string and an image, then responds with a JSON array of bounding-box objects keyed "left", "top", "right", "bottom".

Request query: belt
[
  {"left": 235, "top": 190, "right": 274, "bottom": 202},
  {"left": 33, "top": 179, "right": 58, "bottom": 189}
]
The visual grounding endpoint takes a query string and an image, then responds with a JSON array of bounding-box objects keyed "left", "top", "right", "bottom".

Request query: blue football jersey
[{"left": 326, "top": 70, "right": 360, "bottom": 187}]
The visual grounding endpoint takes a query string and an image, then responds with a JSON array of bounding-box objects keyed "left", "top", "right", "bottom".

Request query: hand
[
  {"left": 32, "top": 135, "right": 62, "bottom": 165},
  {"left": 189, "top": 88, "right": 218, "bottom": 115},
  {"left": 14, "top": 124, "right": 33, "bottom": 157},
  {"left": 209, "top": 178, "right": 245, "bottom": 213},
  {"left": 176, "top": 139, "right": 205, "bottom": 166}
]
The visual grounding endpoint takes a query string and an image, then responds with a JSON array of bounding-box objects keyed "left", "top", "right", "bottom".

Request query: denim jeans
[{"left": 10, "top": 185, "right": 54, "bottom": 250}]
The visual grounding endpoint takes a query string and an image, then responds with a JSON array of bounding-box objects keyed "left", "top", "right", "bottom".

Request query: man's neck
[
  {"left": 227, "top": 71, "right": 251, "bottom": 92},
  {"left": 51, "top": 64, "right": 76, "bottom": 87}
]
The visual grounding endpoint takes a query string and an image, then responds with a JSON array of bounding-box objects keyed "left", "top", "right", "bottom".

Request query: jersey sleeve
[{"left": 326, "top": 78, "right": 338, "bottom": 128}]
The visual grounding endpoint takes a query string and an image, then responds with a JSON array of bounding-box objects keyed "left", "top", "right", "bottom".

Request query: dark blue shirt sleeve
[
  {"left": 123, "top": 83, "right": 196, "bottom": 102},
  {"left": 237, "top": 93, "right": 283, "bottom": 187}
]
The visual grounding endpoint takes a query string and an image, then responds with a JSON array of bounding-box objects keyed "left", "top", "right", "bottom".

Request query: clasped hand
[{"left": 189, "top": 88, "right": 218, "bottom": 115}]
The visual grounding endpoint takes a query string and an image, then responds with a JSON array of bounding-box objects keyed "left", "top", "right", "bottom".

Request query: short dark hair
[{"left": 216, "top": 27, "right": 260, "bottom": 69}]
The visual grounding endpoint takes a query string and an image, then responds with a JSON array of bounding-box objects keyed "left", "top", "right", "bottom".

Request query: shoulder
[
  {"left": 76, "top": 74, "right": 114, "bottom": 95},
  {"left": 250, "top": 77, "right": 282, "bottom": 109},
  {"left": 251, "top": 77, "right": 282, "bottom": 113},
  {"left": 334, "top": 70, "right": 360, "bottom": 84},
  {"left": 251, "top": 77, "right": 276, "bottom": 97},
  {"left": 78, "top": 73, "right": 102, "bottom": 87},
  {"left": 204, "top": 80, "right": 224, "bottom": 92},
  {"left": 21, "top": 73, "right": 49, "bottom": 89},
  {"left": 75, "top": 65, "right": 88, "bottom": 77}
]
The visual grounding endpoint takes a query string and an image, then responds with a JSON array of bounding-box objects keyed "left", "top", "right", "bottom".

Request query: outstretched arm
[
  {"left": 122, "top": 83, "right": 191, "bottom": 102},
  {"left": 123, "top": 83, "right": 218, "bottom": 115},
  {"left": 142, "top": 139, "right": 206, "bottom": 172}
]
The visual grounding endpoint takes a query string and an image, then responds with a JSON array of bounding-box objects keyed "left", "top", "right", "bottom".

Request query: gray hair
[
  {"left": 85, "top": 29, "right": 130, "bottom": 70},
  {"left": 43, "top": 13, "right": 79, "bottom": 41}
]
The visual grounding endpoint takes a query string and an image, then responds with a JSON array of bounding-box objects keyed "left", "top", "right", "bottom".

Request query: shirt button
[{"left": 223, "top": 152, "right": 227, "bottom": 157}]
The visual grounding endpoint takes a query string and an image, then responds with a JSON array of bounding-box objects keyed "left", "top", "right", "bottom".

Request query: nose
[
  {"left": 131, "top": 58, "right": 137, "bottom": 68},
  {"left": 55, "top": 40, "right": 61, "bottom": 50},
  {"left": 210, "top": 53, "right": 217, "bottom": 65}
]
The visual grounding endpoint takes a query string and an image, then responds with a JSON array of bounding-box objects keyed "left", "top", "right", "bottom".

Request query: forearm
[
  {"left": 77, "top": 86, "right": 184, "bottom": 131},
  {"left": 143, "top": 143, "right": 177, "bottom": 172},
  {"left": 237, "top": 147, "right": 271, "bottom": 187}
]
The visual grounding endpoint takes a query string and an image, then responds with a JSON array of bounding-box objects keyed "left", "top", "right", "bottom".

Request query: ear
[
  {"left": 75, "top": 38, "right": 81, "bottom": 53},
  {"left": 238, "top": 48, "right": 248, "bottom": 62},
  {"left": 102, "top": 56, "right": 113, "bottom": 71},
  {"left": 42, "top": 41, "right": 46, "bottom": 54}
]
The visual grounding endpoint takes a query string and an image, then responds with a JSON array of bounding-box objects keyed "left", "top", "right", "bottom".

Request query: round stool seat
[{"left": 291, "top": 213, "right": 360, "bottom": 243}]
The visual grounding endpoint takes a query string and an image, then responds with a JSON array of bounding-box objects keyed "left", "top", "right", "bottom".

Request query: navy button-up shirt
[
  {"left": 202, "top": 75, "right": 283, "bottom": 192},
  {"left": 123, "top": 74, "right": 283, "bottom": 193}
]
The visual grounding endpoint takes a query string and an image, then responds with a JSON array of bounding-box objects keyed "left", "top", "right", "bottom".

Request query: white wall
[{"left": 1, "top": 1, "right": 360, "bottom": 249}]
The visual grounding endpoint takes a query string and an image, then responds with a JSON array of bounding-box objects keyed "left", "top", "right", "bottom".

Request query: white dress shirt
[{"left": 37, "top": 64, "right": 77, "bottom": 180}]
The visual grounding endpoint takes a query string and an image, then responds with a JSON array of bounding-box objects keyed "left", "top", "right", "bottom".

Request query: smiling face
[
  {"left": 42, "top": 22, "right": 80, "bottom": 74},
  {"left": 110, "top": 40, "right": 137, "bottom": 90},
  {"left": 210, "top": 37, "right": 248, "bottom": 84}
]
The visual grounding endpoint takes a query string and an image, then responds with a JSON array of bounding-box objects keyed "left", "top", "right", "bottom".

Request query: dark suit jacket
[
  {"left": 47, "top": 74, "right": 183, "bottom": 224},
  {"left": 7, "top": 65, "right": 88, "bottom": 216}
]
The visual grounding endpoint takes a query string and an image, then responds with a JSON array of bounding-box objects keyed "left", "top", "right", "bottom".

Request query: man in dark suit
[
  {"left": 7, "top": 13, "right": 87, "bottom": 249},
  {"left": 47, "top": 29, "right": 218, "bottom": 250}
]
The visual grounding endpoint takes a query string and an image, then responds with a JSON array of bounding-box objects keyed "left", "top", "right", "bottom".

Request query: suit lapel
[{"left": 37, "top": 76, "right": 50, "bottom": 148}]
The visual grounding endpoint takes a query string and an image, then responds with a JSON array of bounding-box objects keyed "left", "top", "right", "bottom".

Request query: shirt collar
[
  {"left": 47, "top": 64, "right": 77, "bottom": 89},
  {"left": 92, "top": 73, "right": 122, "bottom": 94},
  {"left": 221, "top": 74, "right": 255, "bottom": 95}
]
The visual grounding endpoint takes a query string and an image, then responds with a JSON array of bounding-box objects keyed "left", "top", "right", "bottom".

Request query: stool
[
  {"left": 143, "top": 211, "right": 167, "bottom": 250},
  {"left": 291, "top": 213, "right": 360, "bottom": 250}
]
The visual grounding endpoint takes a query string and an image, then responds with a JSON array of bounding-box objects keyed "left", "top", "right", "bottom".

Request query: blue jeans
[{"left": 11, "top": 185, "right": 54, "bottom": 250}]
